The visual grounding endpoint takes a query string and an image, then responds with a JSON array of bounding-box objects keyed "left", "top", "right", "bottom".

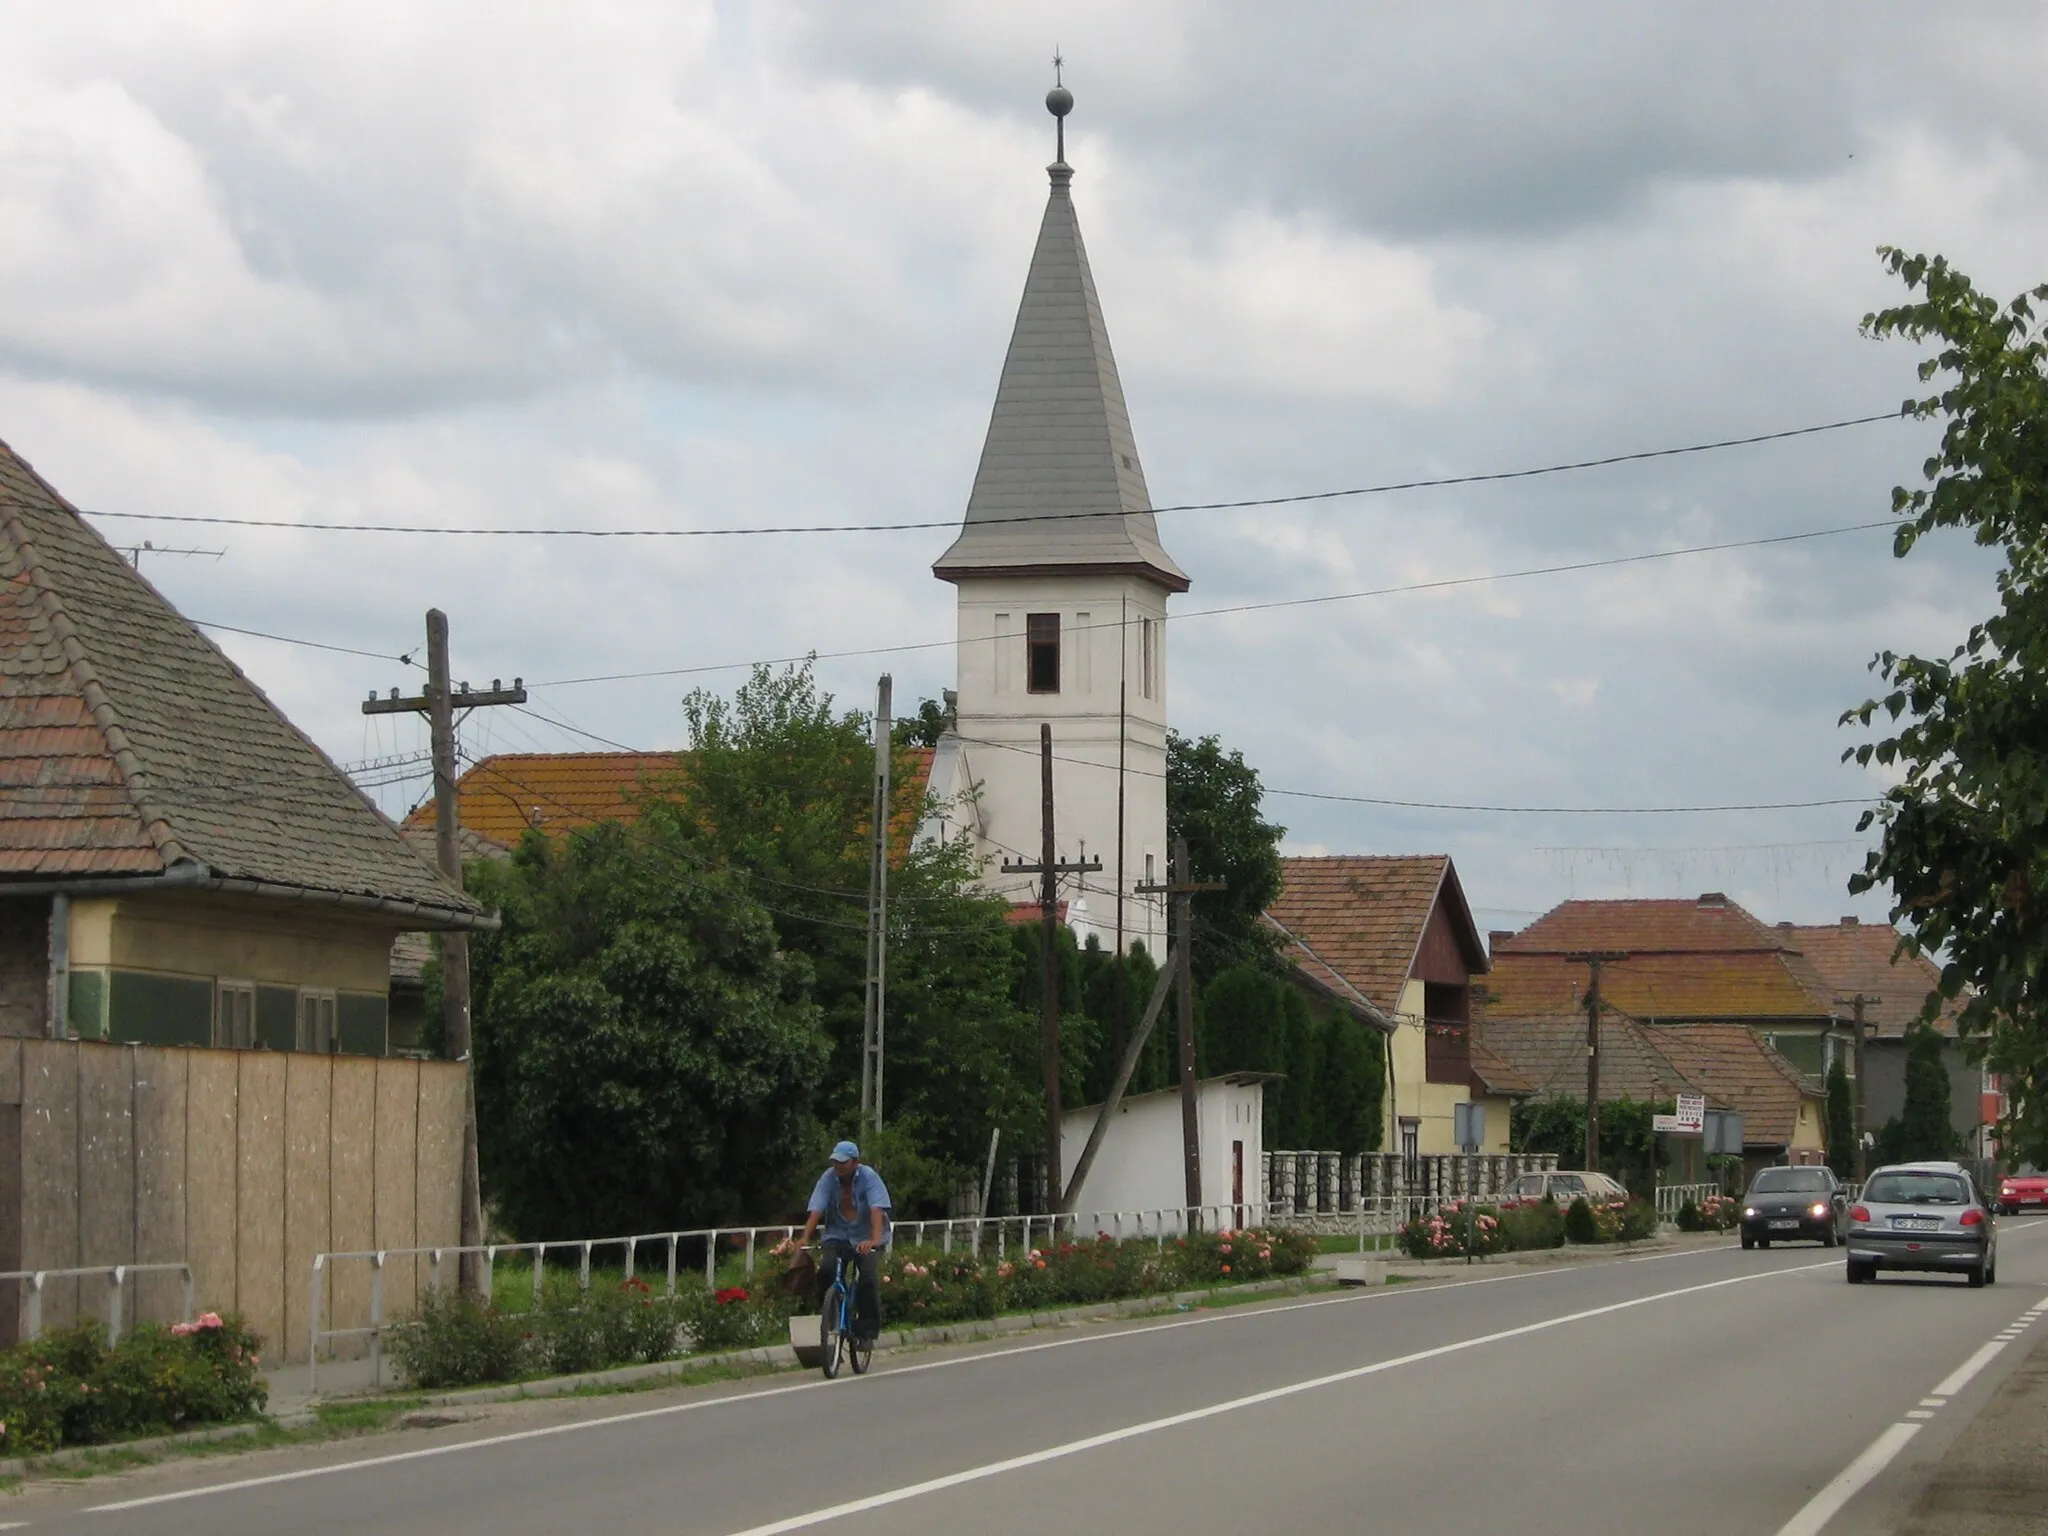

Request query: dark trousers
[{"left": 819, "top": 1240, "right": 881, "bottom": 1337}]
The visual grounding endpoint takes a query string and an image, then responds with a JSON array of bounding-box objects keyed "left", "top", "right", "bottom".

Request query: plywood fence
[{"left": 0, "top": 1039, "right": 463, "bottom": 1363}]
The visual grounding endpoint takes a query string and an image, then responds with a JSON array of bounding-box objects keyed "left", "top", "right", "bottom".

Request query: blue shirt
[{"left": 808, "top": 1165, "right": 891, "bottom": 1245}]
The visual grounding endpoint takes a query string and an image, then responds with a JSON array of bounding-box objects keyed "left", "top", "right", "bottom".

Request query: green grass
[{"left": 1313, "top": 1233, "right": 1398, "bottom": 1254}]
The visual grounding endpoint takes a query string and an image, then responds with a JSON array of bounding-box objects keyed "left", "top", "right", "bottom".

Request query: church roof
[
  {"left": 0, "top": 434, "right": 483, "bottom": 926},
  {"left": 933, "top": 98, "right": 1188, "bottom": 594}
]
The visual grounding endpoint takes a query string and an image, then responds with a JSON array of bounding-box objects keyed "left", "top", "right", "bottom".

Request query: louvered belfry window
[{"left": 1027, "top": 613, "right": 1061, "bottom": 694}]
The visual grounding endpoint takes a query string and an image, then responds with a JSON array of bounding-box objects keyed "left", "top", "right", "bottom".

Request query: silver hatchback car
[{"left": 1844, "top": 1162, "right": 1997, "bottom": 1287}]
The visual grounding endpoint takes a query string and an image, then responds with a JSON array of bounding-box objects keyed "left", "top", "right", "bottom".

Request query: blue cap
[{"left": 830, "top": 1140, "right": 861, "bottom": 1164}]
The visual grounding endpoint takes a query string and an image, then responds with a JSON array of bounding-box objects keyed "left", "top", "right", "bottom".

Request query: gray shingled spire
[{"left": 932, "top": 86, "right": 1189, "bottom": 593}]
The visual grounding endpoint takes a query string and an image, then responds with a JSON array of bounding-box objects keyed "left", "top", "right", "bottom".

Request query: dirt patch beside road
[{"left": 1897, "top": 1330, "right": 2048, "bottom": 1535}]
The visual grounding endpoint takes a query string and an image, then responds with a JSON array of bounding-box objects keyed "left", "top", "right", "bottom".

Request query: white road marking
[
  {"left": 1773, "top": 1424, "right": 1921, "bottom": 1536},
  {"left": 1905, "top": 1410, "right": 1933, "bottom": 1420},
  {"left": 1918, "top": 1397, "right": 1945, "bottom": 1407},
  {"left": 1934, "top": 1341, "right": 2008, "bottom": 1399},
  {"left": 715, "top": 1263, "right": 1834, "bottom": 1536}
]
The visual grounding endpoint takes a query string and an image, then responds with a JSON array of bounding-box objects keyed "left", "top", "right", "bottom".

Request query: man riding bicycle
[{"left": 798, "top": 1140, "right": 890, "bottom": 1341}]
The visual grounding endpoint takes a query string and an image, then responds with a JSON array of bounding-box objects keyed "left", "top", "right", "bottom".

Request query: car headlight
[
  {"left": 1810, "top": 1203, "right": 1829, "bottom": 1218},
  {"left": 1743, "top": 1206, "right": 1757, "bottom": 1219}
]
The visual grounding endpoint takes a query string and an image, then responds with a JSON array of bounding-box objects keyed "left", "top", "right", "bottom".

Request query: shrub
[
  {"left": 676, "top": 1283, "right": 781, "bottom": 1353},
  {"left": 0, "top": 1313, "right": 264, "bottom": 1457},
  {"left": 1498, "top": 1201, "right": 1566, "bottom": 1251},
  {"left": 532, "top": 1280, "right": 689, "bottom": 1374},
  {"left": 1696, "top": 1194, "right": 1740, "bottom": 1231},
  {"left": 1616, "top": 1200, "right": 1659, "bottom": 1242},
  {"left": 389, "top": 1290, "right": 529, "bottom": 1390},
  {"left": 1564, "top": 1196, "right": 1600, "bottom": 1244},
  {"left": 1398, "top": 1204, "right": 1505, "bottom": 1259},
  {"left": 1676, "top": 1197, "right": 1702, "bottom": 1231}
]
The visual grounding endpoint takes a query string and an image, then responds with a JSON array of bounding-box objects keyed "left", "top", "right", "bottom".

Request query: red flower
[{"left": 714, "top": 1286, "right": 750, "bottom": 1306}]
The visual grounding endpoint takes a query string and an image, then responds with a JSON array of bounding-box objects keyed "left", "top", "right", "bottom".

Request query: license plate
[
  {"left": 1768, "top": 1220, "right": 1798, "bottom": 1229},
  {"left": 1891, "top": 1216, "right": 1940, "bottom": 1232}
]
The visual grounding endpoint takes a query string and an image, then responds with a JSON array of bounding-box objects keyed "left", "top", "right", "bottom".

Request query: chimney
[
  {"left": 1697, "top": 892, "right": 1728, "bottom": 908},
  {"left": 1488, "top": 929, "right": 1515, "bottom": 953},
  {"left": 1839, "top": 915, "right": 1859, "bottom": 927}
]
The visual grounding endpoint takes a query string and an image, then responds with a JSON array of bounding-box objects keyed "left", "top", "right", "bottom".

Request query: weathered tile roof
[
  {"left": 1645, "top": 1024, "right": 1813, "bottom": 1147},
  {"left": 1476, "top": 1012, "right": 1707, "bottom": 1106},
  {"left": 405, "top": 748, "right": 938, "bottom": 856},
  {"left": 1487, "top": 894, "right": 1838, "bottom": 1023},
  {"left": 1266, "top": 855, "right": 1485, "bottom": 1019},
  {"left": 0, "top": 436, "right": 479, "bottom": 923},
  {"left": 932, "top": 154, "right": 1187, "bottom": 593},
  {"left": 1777, "top": 917, "right": 1964, "bottom": 1039},
  {"left": 1475, "top": 1009, "right": 1817, "bottom": 1148},
  {"left": 1468, "top": 1035, "right": 1537, "bottom": 1098}
]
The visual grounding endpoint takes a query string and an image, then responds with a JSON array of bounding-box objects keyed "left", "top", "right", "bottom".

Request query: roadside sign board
[
  {"left": 1676, "top": 1094, "right": 1706, "bottom": 1132},
  {"left": 1704, "top": 1110, "right": 1744, "bottom": 1156},
  {"left": 1454, "top": 1101, "right": 1485, "bottom": 1154}
]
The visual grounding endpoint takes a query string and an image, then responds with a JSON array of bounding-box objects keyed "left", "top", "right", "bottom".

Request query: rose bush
[{"left": 0, "top": 1313, "right": 266, "bottom": 1456}]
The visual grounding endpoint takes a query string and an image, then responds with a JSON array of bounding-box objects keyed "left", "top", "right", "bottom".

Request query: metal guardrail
[
  {"left": 0, "top": 1263, "right": 195, "bottom": 1346},
  {"left": 307, "top": 1203, "right": 1282, "bottom": 1392}
]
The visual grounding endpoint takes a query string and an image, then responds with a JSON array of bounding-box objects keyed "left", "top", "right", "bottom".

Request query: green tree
[
  {"left": 1825, "top": 1061, "right": 1855, "bottom": 1179},
  {"left": 1166, "top": 732, "right": 1285, "bottom": 983},
  {"left": 1843, "top": 249, "right": 2048, "bottom": 1167},
  {"left": 467, "top": 825, "right": 829, "bottom": 1239},
  {"left": 1317, "top": 1014, "right": 1386, "bottom": 1155},
  {"left": 1874, "top": 1024, "right": 1959, "bottom": 1165},
  {"left": 892, "top": 697, "right": 952, "bottom": 750}
]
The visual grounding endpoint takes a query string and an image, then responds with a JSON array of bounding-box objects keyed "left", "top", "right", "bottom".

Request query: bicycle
[{"left": 817, "top": 1248, "right": 874, "bottom": 1379}]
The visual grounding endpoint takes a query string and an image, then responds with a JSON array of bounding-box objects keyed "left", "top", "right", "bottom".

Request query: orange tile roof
[
  {"left": 404, "top": 748, "right": 938, "bottom": 856},
  {"left": 1776, "top": 918, "right": 1964, "bottom": 1039},
  {"left": 1487, "top": 894, "right": 1838, "bottom": 1023},
  {"left": 1477, "top": 1012, "right": 1707, "bottom": 1105},
  {"left": 1266, "top": 855, "right": 1484, "bottom": 1018}
]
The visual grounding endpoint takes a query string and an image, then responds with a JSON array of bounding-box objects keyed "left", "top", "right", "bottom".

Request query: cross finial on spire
[{"left": 1046, "top": 52, "right": 1073, "bottom": 172}]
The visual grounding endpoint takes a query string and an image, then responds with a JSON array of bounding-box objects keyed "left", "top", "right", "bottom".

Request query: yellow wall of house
[
  {"left": 1385, "top": 979, "right": 1480, "bottom": 1156},
  {"left": 1790, "top": 1096, "right": 1827, "bottom": 1154},
  {"left": 1476, "top": 1095, "right": 1517, "bottom": 1153},
  {"left": 68, "top": 894, "right": 393, "bottom": 991}
]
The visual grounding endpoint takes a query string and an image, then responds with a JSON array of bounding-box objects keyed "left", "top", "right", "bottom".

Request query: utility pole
[
  {"left": 1566, "top": 951, "right": 1627, "bottom": 1175},
  {"left": 861, "top": 675, "right": 893, "bottom": 1134},
  {"left": 1141, "top": 837, "right": 1224, "bottom": 1227},
  {"left": 364, "top": 610, "right": 525, "bottom": 1293},
  {"left": 999, "top": 725, "right": 1100, "bottom": 1213},
  {"left": 1836, "top": 993, "right": 1879, "bottom": 1184}
]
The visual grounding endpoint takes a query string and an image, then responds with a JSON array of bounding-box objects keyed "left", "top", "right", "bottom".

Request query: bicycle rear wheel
[{"left": 819, "top": 1288, "right": 845, "bottom": 1379}]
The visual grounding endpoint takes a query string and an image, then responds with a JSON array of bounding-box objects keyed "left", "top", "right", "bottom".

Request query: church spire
[{"left": 932, "top": 75, "right": 1189, "bottom": 594}]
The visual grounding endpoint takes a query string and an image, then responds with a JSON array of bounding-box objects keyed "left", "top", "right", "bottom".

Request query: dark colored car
[
  {"left": 1845, "top": 1163, "right": 1997, "bottom": 1286},
  {"left": 1739, "top": 1166, "right": 1845, "bottom": 1249},
  {"left": 1997, "top": 1171, "right": 2048, "bottom": 1215}
]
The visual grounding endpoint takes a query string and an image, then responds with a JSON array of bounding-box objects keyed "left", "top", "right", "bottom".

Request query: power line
[
  {"left": 194, "top": 617, "right": 417, "bottom": 664},
  {"left": 526, "top": 518, "right": 1896, "bottom": 689},
  {"left": 73, "top": 412, "right": 1904, "bottom": 539}
]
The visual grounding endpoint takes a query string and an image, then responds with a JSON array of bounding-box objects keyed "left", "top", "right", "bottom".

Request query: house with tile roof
[
  {"left": 1475, "top": 1010, "right": 1828, "bottom": 1178},
  {"left": 1265, "top": 854, "right": 1511, "bottom": 1157},
  {"left": 1776, "top": 915, "right": 1992, "bottom": 1159},
  {"left": 1485, "top": 893, "right": 1852, "bottom": 1086},
  {"left": 1, "top": 435, "right": 486, "bottom": 1054}
]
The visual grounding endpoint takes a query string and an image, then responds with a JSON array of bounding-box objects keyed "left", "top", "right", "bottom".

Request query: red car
[{"left": 1997, "top": 1172, "right": 2048, "bottom": 1215}]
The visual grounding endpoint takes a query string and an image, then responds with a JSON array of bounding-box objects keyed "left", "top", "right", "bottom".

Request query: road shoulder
[{"left": 1894, "top": 1327, "right": 2048, "bottom": 1535}]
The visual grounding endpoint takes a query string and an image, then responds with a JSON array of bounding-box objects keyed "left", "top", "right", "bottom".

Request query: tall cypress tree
[{"left": 1825, "top": 1060, "right": 1855, "bottom": 1178}]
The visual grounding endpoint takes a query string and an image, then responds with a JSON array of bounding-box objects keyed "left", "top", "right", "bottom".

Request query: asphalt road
[{"left": 14, "top": 1217, "right": 2048, "bottom": 1536}]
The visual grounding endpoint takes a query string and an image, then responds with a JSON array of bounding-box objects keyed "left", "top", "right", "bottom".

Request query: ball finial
[{"left": 1046, "top": 85, "right": 1073, "bottom": 118}]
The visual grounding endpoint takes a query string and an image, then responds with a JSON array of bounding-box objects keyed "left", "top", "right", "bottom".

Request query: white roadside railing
[
  {"left": 307, "top": 1202, "right": 1284, "bottom": 1392},
  {"left": 0, "top": 1263, "right": 195, "bottom": 1346},
  {"left": 1653, "top": 1184, "right": 1723, "bottom": 1219}
]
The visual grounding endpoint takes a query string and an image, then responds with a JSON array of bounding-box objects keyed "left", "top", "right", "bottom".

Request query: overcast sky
[{"left": 4, "top": 1, "right": 2043, "bottom": 935}]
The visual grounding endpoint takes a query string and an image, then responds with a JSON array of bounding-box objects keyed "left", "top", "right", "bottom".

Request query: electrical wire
[{"left": 73, "top": 412, "right": 1904, "bottom": 539}]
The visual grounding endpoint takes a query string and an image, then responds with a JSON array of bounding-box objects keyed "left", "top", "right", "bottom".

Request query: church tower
[{"left": 929, "top": 81, "right": 1187, "bottom": 957}]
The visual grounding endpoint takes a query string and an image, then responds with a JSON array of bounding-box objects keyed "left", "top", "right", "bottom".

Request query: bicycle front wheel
[
  {"left": 850, "top": 1327, "right": 874, "bottom": 1375},
  {"left": 819, "top": 1289, "right": 845, "bottom": 1379}
]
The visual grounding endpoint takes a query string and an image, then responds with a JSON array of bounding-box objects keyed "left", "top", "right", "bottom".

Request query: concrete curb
[
  {"left": 0, "top": 1417, "right": 274, "bottom": 1480},
  {"left": 1351, "top": 1232, "right": 1740, "bottom": 1275}
]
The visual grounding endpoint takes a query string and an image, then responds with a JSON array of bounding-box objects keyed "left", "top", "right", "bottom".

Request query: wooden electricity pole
[
  {"left": 1566, "top": 951, "right": 1627, "bottom": 1175},
  {"left": 364, "top": 610, "right": 525, "bottom": 1292},
  {"left": 1140, "top": 837, "right": 1223, "bottom": 1227},
  {"left": 1000, "top": 725, "right": 1100, "bottom": 1212},
  {"left": 1836, "top": 993, "right": 1879, "bottom": 1184},
  {"left": 861, "top": 675, "right": 893, "bottom": 1134}
]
